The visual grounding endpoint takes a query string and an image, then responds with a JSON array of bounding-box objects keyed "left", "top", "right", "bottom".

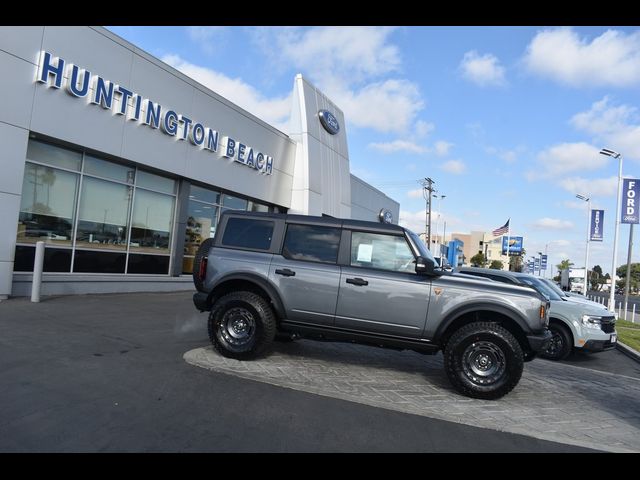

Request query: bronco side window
[
  {"left": 282, "top": 224, "right": 341, "bottom": 264},
  {"left": 350, "top": 232, "right": 415, "bottom": 273},
  {"left": 221, "top": 217, "right": 274, "bottom": 250}
]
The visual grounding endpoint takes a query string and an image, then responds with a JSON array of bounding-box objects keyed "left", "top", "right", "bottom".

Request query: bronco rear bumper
[
  {"left": 193, "top": 292, "right": 209, "bottom": 311},
  {"left": 527, "top": 329, "right": 554, "bottom": 352}
]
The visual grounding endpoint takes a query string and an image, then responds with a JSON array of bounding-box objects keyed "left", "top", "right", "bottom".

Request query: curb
[{"left": 617, "top": 342, "right": 640, "bottom": 363}]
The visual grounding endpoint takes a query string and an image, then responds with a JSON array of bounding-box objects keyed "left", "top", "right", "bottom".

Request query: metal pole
[
  {"left": 609, "top": 155, "right": 623, "bottom": 313},
  {"left": 31, "top": 241, "right": 45, "bottom": 303},
  {"left": 633, "top": 302, "right": 636, "bottom": 323},
  {"left": 584, "top": 199, "right": 591, "bottom": 296},
  {"left": 624, "top": 223, "right": 634, "bottom": 318}
]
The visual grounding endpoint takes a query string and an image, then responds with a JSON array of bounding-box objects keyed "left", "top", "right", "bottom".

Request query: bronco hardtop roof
[{"left": 220, "top": 210, "right": 406, "bottom": 235}]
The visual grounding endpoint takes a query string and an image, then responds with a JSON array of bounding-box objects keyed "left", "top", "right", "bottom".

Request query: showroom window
[
  {"left": 15, "top": 139, "right": 177, "bottom": 275},
  {"left": 182, "top": 186, "right": 271, "bottom": 274}
]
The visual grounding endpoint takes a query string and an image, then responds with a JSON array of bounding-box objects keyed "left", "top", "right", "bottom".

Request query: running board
[{"left": 278, "top": 321, "right": 440, "bottom": 354}]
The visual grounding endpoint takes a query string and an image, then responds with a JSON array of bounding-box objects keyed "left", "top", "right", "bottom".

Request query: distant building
[{"left": 449, "top": 230, "right": 519, "bottom": 270}]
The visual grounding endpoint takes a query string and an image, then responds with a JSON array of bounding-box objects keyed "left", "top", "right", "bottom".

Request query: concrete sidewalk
[{"left": 0, "top": 292, "right": 617, "bottom": 452}]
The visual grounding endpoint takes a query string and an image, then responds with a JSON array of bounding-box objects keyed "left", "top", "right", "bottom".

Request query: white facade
[{"left": 0, "top": 26, "right": 399, "bottom": 298}]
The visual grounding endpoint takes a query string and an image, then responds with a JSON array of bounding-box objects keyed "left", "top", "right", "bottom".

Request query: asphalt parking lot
[{"left": 1, "top": 291, "right": 639, "bottom": 452}]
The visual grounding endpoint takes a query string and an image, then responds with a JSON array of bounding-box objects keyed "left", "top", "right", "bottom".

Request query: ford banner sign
[
  {"left": 622, "top": 179, "right": 640, "bottom": 224},
  {"left": 502, "top": 236, "right": 523, "bottom": 255},
  {"left": 590, "top": 209, "right": 604, "bottom": 242}
]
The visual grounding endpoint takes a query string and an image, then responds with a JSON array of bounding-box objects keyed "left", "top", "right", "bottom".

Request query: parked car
[
  {"left": 539, "top": 278, "right": 609, "bottom": 312},
  {"left": 191, "top": 211, "right": 552, "bottom": 399},
  {"left": 434, "top": 256, "right": 453, "bottom": 272},
  {"left": 458, "top": 267, "right": 617, "bottom": 361}
]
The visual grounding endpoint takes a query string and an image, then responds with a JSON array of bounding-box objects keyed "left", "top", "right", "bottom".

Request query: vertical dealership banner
[
  {"left": 621, "top": 179, "right": 640, "bottom": 224},
  {"left": 590, "top": 209, "right": 604, "bottom": 242},
  {"left": 541, "top": 255, "right": 548, "bottom": 270}
]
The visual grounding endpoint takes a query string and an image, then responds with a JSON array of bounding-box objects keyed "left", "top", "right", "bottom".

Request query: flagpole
[{"left": 506, "top": 218, "right": 511, "bottom": 271}]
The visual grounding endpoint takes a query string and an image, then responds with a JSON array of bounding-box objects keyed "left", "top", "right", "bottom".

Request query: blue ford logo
[{"left": 318, "top": 110, "right": 340, "bottom": 135}]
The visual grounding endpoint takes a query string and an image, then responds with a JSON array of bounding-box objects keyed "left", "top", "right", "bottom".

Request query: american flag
[{"left": 492, "top": 219, "right": 510, "bottom": 236}]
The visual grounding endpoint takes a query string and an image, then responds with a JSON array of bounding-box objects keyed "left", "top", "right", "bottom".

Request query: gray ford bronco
[{"left": 192, "top": 211, "right": 552, "bottom": 399}]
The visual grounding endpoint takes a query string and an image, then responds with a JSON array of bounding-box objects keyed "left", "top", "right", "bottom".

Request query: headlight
[{"left": 582, "top": 315, "right": 602, "bottom": 326}]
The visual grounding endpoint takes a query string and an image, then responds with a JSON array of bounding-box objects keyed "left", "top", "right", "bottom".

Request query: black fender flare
[
  {"left": 208, "top": 273, "right": 286, "bottom": 319},
  {"left": 433, "top": 302, "right": 532, "bottom": 343}
]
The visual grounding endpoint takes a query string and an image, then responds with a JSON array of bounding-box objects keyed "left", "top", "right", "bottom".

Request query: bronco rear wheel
[
  {"left": 444, "top": 322, "right": 524, "bottom": 400},
  {"left": 208, "top": 291, "right": 276, "bottom": 360}
]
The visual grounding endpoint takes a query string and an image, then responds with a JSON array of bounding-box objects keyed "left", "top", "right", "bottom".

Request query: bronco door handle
[
  {"left": 346, "top": 277, "right": 368, "bottom": 286},
  {"left": 275, "top": 268, "right": 296, "bottom": 277}
]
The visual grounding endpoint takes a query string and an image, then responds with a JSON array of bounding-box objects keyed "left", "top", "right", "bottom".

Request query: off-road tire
[
  {"left": 208, "top": 291, "right": 276, "bottom": 360},
  {"left": 192, "top": 238, "right": 215, "bottom": 292},
  {"left": 444, "top": 322, "right": 524, "bottom": 400},
  {"left": 540, "top": 322, "right": 572, "bottom": 361}
]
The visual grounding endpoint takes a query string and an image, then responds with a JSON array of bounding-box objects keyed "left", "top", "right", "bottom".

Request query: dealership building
[{"left": 0, "top": 26, "right": 399, "bottom": 299}]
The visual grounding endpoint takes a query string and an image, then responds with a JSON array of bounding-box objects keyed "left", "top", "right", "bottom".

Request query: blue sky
[{"left": 107, "top": 26, "right": 640, "bottom": 277}]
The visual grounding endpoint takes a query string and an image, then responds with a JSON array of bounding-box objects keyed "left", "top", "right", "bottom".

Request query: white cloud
[
  {"left": 187, "top": 27, "right": 226, "bottom": 44},
  {"left": 253, "top": 27, "right": 424, "bottom": 134},
  {"left": 460, "top": 50, "right": 507, "bottom": 87},
  {"left": 369, "top": 140, "right": 427, "bottom": 154},
  {"left": 523, "top": 27, "right": 640, "bottom": 88},
  {"left": 434, "top": 140, "right": 453, "bottom": 157},
  {"left": 415, "top": 120, "right": 435, "bottom": 138},
  {"left": 558, "top": 176, "right": 619, "bottom": 197},
  {"left": 330, "top": 79, "right": 424, "bottom": 133},
  {"left": 528, "top": 142, "right": 604, "bottom": 179},
  {"left": 270, "top": 26, "right": 401, "bottom": 82},
  {"left": 399, "top": 209, "right": 460, "bottom": 235},
  {"left": 161, "top": 54, "right": 291, "bottom": 131},
  {"left": 562, "top": 200, "right": 590, "bottom": 210},
  {"left": 532, "top": 218, "right": 575, "bottom": 230},
  {"left": 571, "top": 97, "right": 640, "bottom": 160},
  {"left": 407, "top": 188, "right": 424, "bottom": 199},
  {"left": 441, "top": 160, "right": 467, "bottom": 175},
  {"left": 399, "top": 209, "right": 427, "bottom": 234}
]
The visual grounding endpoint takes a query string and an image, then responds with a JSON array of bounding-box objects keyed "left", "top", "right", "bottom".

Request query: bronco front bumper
[{"left": 527, "top": 329, "right": 554, "bottom": 352}]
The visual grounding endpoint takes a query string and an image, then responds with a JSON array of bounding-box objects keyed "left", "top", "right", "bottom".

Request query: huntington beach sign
[{"left": 35, "top": 51, "right": 274, "bottom": 175}]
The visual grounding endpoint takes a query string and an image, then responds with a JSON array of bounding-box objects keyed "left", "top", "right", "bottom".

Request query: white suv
[{"left": 459, "top": 268, "right": 617, "bottom": 360}]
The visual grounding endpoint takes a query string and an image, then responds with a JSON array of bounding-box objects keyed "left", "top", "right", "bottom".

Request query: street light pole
[
  {"left": 420, "top": 178, "right": 435, "bottom": 247},
  {"left": 434, "top": 193, "right": 446, "bottom": 258},
  {"left": 600, "top": 148, "right": 623, "bottom": 313},
  {"left": 576, "top": 194, "right": 591, "bottom": 296}
]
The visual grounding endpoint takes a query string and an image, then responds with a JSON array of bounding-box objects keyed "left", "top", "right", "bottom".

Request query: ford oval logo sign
[{"left": 318, "top": 110, "right": 340, "bottom": 135}]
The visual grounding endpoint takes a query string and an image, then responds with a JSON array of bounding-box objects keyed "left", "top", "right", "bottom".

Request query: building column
[
  {"left": 0, "top": 124, "right": 29, "bottom": 299},
  {"left": 170, "top": 179, "right": 191, "bottom": 277}
]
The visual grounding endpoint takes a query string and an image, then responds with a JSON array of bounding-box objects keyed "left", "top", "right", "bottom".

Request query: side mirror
[{"left": 415, "top": 256, "right": 436, "bottom": 275}]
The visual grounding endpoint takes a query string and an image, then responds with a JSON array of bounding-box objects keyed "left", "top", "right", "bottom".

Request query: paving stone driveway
[{"left": 185, "top": 340, "right": 640, "bottom": 453}]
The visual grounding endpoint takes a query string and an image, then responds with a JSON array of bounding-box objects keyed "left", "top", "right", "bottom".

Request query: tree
[
  {"left": 508, "top": 248, "right": 525, "bottom": 272},
  {"left": 556, "top": 259, "right": 574, "bottom": 272},
  {"left": 489, "top": 260, "right": 504, "bottom": 270},
  {"left": 469, "top": 252, "right": 486, "bottom": 267},
  {"left": 615, "top": 263, "right": 640, "bottom": 294},
  {"left": 590, "top": 265, "right": 604, "bottom": 291}
]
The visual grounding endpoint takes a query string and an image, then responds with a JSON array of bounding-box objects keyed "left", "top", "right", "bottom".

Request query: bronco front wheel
[{"left": 444, "top": 322, "right": 524, "bottom": 400}]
